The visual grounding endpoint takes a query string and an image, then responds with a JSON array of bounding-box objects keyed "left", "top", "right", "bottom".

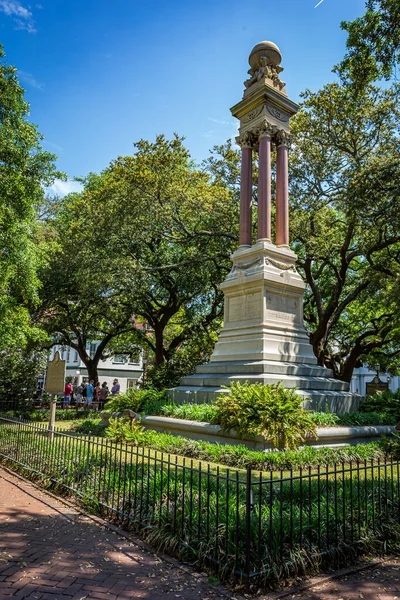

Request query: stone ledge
[{"left": 141, "top": 415, "right": 395, "bottom": 451}]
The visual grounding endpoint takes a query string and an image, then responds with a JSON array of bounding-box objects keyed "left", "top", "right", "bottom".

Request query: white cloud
[
  {"left": 0, "top": 0, "right": 37, "bottom": 33},
  {"left": 208, "top": 117, "right": 236, "bottom": 126},
  {"left": 314, "top": 0, "right": 325, "bottom": 7},
  {"left": 47, "top": 180, "right": 84, "bottom": 198},
  {"left": 18, "top": 70, "right": 43, "bottom": 89},
  {"left": 201, "top": 130, "right": 215, "bottom": 138}
]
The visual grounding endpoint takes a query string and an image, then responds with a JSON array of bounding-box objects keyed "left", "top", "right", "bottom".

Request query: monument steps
[
  {"left": 179, "top": 372, "right": 349, "bottom": 391},
  {"left": 195, "top": 360, "right": 333, "bottom": 377},
  {"left": 168, "top": 384, "right": 358, "bottom": 413}
]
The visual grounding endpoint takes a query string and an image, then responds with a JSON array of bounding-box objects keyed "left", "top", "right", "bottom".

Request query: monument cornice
[{"left": 230, "top": 83, "right": 299, "bottom": 124}]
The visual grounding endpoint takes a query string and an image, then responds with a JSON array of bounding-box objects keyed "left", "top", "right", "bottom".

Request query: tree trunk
[
  {"left": 154, "top": 327, "right": 165, "bottom": 367},
  {"left": 75, "top": 339, "right": 100, "bottom": 383},
  {"left": 86, "top": 360, "right": 99, "bottom": 384}
]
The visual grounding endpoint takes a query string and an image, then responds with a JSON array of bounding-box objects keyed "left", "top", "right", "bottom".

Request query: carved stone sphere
[{"left": 249, "top": 40, "right": 282, "bottom": 70}]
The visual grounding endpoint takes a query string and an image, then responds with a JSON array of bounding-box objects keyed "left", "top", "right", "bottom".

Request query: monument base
[{"left": 170, "top": 242, "right": 360, "bottom": 413}]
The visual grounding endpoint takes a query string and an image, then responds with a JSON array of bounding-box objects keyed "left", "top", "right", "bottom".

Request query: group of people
[{"left": 63, "top": 378, "right": 120, "bottom": 409}]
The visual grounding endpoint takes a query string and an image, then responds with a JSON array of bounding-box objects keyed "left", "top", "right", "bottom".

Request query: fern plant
[
  {"left": 105, "top": 417, "right": 149, "bottom": 445},
  {"left": 215, "top": 381, "right": 316, "bottom": 450}
]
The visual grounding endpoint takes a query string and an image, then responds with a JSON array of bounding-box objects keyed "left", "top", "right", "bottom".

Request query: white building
[{"left": 49, "top": 343, "right": 144, "bottom": 393}]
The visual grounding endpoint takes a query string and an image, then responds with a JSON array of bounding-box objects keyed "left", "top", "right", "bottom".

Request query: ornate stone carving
[
  {"left": 243, "top": 106, "right": 263, "bottom": 123},
  {"left": 235, "top": 131, "right": 255, "bottom": 149},
  {"left": 244, "top": 58, "right": 286, "bottom": 93},
  {"left": 231, "top": 257, "right": 263, "bottom": 274},
  {"left": 264, "top": 256, "right": 296, "bottom": 272},
  {"left": 275, "top": 129, "right": 292, "bottom": 146},
  {"left": 267, "top": 103, "right": 289, "bottom": 122},
  {"left": 255, "top": 121, "right": 277, "bottom": 140}
]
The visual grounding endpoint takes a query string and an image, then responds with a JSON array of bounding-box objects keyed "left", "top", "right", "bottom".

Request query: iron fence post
[
  {"left": 245, "top": 464, "right": 252, "bottom": 589},
  {"left": 16, "top": 419, "right": 22, "bottom": 461}
]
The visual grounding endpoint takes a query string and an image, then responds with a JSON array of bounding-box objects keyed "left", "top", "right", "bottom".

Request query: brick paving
[
  {"left": 261, "top": 561, "right": 400, "bottom": 600},
  {"left": 3, "top": 467, "right": 400, "bottom": 600},
  {"left": 0, "top": 467, "right": 239, "bottom": 600}
]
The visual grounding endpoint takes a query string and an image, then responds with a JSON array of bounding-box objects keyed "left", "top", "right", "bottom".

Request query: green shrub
[
  {"left": 160, "top": 402, "right": 219, "bottom": 423},
  {"left": 105, "top": 417, "right": 150, "bottom": 445},
  {"left": 140, "top": 389, "right": 169, "bottom": 414},
  {"left": 104, "top": 389, "right": 141, "bottom": 413},
  {"left": 71, "top": 418, "right": 107, "bottom": 436},
  {"left": 104, "top": 388, "right": 169, "bottom": 415},
  {"left": 360, "top": 390, "right": 400, "bottom": 415},
  {"left": 309, "top": 412, "right": 340, "bottom": 426},
  {"left": 215, "top": 382, "right": 317, "bottom": 450},
  {"left": 309, "top": 411, "right": 396, "bottom": 427}
]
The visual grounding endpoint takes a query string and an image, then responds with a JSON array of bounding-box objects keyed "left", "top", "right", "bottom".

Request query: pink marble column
[
  {"left": 257, "top": 134, "right": 271, "bottom": 241},
  {"left": 276, "top": 141, "right": 289, "bottom": 247},
  {"left": 239, "top": 145, "right": 253, "bottom": 247}
]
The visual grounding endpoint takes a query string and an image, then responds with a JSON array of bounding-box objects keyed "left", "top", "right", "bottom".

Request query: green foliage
[
  {"left": 337, "top": 411, "right": 396, "bottom": 426},
  {"left": 104, "top": 389, "right": 141, "bottom": 413},
  {"left": 40, "top": 134, "right": 236, "bottom": 383},
  {"left": 105, "top": 417, "right": 149, "bottom": 445},
  {"left": 160, "top": 402, "right": 219, "bottom": 423},
  {"left": 309, "top": 412, "right": 340, "bottom": 427},
  {"left": 104, "top": 388, "right": 169, "bottom": 415},
  {"left": 0, "top": 349, "right": 47, "bottom": 405},
  {"left": 215, "top": 382, "right": 317, "bottom": 450},
  {"left": 337, "top": 0, "right": 400, "bottom": 85},
  {"left": 290, "top": 82, "right": 400, "bottom": 381},
  {"left": 0, "top": 45, "right": 62, "bottom": 350},
  {"left": 71, "top": 418, "right": 107, "bottom": 436},
  {"left": 360, "top": 390, "right": 400, "bottom": 415},
  {"left": 104, "top": 424, "right": 384, "bottom": 472},
  {"left": 0, "top": 409, "right": 89, "bottom": 421}
]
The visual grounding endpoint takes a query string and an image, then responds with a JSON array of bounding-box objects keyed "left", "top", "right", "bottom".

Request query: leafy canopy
[{"left": 0, "top": 45, "right": 62, "bottom": 350}]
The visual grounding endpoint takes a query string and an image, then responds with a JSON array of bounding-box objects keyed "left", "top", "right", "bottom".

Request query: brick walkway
[
  {"left": 0, "top": 467, "right": 238, "bottom": 600},
  {"left": 3, "top": 467, "right": 400, "bottom": 600},
  {"left": 268, "top": 561, "right": 400, "bottom": 600}
]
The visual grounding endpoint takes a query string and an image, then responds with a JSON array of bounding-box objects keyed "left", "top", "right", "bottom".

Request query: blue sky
[{"left": 0, "top": 0, "right": 366, "bottom": 195}]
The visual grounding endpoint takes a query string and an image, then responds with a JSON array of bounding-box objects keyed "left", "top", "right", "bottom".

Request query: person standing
[
  {"left": 76, "top": 383, "right": 83, "bottom": 407},
  {"left": 85, "top": 380, "right": 94, "bottom": 409},
  {"left": 64, "top": 381, "right": 72, "bottom": 408},
  {"left": 98, "top": 382, "right": 109, "bottom": 409},
  {"left": 111, "top": 379, "right": 120, "bottom": 396},
  {"left": 93, "top": 382, "right": 101, "bottom": 410}
]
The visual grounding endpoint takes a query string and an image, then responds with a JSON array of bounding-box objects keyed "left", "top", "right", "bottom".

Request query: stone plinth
[
  {"left": 211, "top": 241, "right": 314, "bottom": 364},
  {"left": 170, "top": 242, "right": 359, "bottom": 412}
]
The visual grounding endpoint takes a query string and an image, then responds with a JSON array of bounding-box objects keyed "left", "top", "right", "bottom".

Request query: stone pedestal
[{"left": 210, "top": 241, "right": 314, "bottom": 364}]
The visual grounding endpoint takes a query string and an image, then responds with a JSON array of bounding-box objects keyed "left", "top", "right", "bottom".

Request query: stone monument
[{"left": 171, "top": 41, "right": 359, "bottom": 413}]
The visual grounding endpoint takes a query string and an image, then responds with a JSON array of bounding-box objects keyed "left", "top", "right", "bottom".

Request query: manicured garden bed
[{"left": 1, "top": 416, "right": 400, "bottom": 588}]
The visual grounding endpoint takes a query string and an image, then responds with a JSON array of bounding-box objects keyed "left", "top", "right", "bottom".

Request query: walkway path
[
  {"left": 0, "top": 467, "right": 237, "bottom": 600},
  {"left": 2, "top": 466, "right": 400, "bottom": 600}
]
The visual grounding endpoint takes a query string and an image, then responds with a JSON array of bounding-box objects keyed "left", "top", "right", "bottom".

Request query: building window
[
  {"left": 127, "top": 379, "right": 137, "bottom": 389},
  {"left": 89, "top": 343, "right": 97, "bottom": 359},
  {"left": 73, "top": 351, "right": 78, "bottom": 363},
  {"left": 66, "top": 347, "right": 70, "bottom": 362},
  {"left": 113, "top": 355, "right": 126, "bottom": 364}
]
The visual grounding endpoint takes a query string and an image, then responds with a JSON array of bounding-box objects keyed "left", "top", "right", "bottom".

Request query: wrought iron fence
[{"left": 0, "top": 416, "right": 399, "bottom": 584}]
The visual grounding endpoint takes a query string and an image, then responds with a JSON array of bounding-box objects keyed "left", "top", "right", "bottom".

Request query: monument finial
[{"left": 244, "top": 40, "right": 286, "bottom": 93}]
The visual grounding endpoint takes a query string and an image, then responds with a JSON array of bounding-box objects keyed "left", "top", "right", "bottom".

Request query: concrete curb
[{"left": 141, "top": 415, "right": 395, "bottom": 450}]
